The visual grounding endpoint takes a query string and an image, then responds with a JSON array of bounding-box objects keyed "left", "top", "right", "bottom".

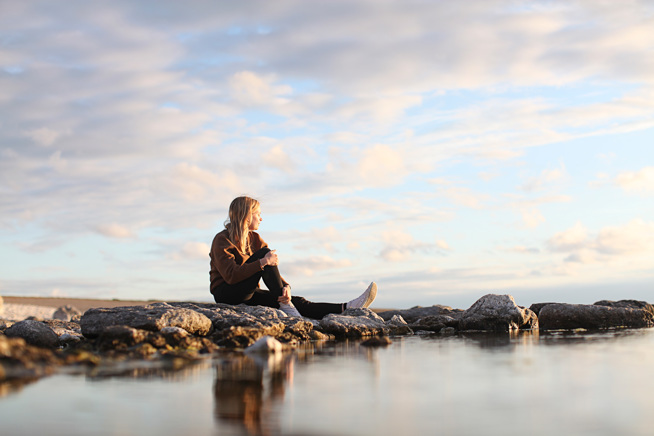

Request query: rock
[
  {"left": 4, "top": 320, "right": 60, "bottom": 349},
  {"left": 80, "top": 303, "right": 213, "bottom": 338},
  {"left": 361, "top": 336, "right": 392, "bottom": 347},
  {"left": 458, "top": 294, "right": 538, "bottom": 332},
  {"left": 319, "top": 308, "right": 388, "bottom": 338},
  {"left": 529, "top": 302, "right": 557, "bottom": 316},
  {"left": 378, "top": 305, "right": 462, "bottom": 323},
  {"left": 168, "top": 302, "right": 287, "bottom": 333},
  {"left": 385, "top": 315, "right": 414, "bottom": 335},
  {"left": 97, "top": 325, "right": 150, "bottom": 349},
  {"left": 594, "top": 300, "right": 654, "bottom": 317},
  {"left": 245, "top": 336, "right": 284, "bottom": 354},
  {"left": 0, "top": 335, "right": 62, "bottom": 380},
  {"left": 0, "top": 294, "right": 3, "bottom": 310},
  {"left": 539, "top": 303, "right": 654, "bottom": 330},
  {"left": 409, "top": 314, "right": 459, "bottom": 332},
  {"left": 53, "top": 305, "right": 82, "bottom": 322}
]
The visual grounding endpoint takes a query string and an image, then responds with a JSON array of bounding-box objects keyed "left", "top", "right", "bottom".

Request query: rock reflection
[{"left": 213, "top": 352, "right": 293, "bottom": 436}]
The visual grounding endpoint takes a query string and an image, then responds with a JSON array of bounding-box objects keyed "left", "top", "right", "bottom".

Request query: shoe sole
[{"left": 362, "top": 282, "right": 377, "bottom": 308}]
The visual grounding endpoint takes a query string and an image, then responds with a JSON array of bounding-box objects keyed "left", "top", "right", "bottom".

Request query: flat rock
[
  {"left": 378, "top": 305, "right": 462, "bottom": 323},
  {"left": 458, "top": 294, "right": 538, "bottom": 332},
  {"left": 4, "top": 320, "right": 60, "bottom": 349},
  {"left": 539, "top": 303, "right": 654, "bottom": 330},
  {"left": 81, "top": 303, "right": 213, "bottom": 338},
  {"left": 319, "top": 308, "right": 388, "bottom": 338},
  {"left": 594, "top": 300, "right": 654, "bottom": 317}
]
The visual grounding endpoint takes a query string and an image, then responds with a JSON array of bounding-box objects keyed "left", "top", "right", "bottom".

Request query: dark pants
[{"left": 212, "top": 248, "right": 343, "bottom": 319}]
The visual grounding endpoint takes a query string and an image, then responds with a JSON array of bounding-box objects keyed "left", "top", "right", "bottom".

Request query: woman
[{"left": 210, "top": 196, "right": 377, "bottom": 319}]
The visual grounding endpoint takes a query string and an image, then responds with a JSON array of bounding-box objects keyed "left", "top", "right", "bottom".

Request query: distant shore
[{"left": 2, "top": 296, "right": 165, "bottom": 313}]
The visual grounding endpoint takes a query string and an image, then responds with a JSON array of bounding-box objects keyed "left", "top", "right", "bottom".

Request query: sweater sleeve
[{"left": 211, "top": 232, "right": 264, "bottom": 285}]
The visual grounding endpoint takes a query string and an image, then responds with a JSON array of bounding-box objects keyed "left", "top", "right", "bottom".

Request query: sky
[{"left": 1, "top": 0, "right": 653, "bottom": 310}]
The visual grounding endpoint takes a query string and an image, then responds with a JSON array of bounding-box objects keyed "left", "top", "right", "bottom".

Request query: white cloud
[
  {"left": 358, "top": 144, "right": 407, "bottom": 187},
  {"left": 548, "top": 222, "right": 589, "bottom": 252},
  {"left": 439, "top": 186, "right": 490, "bottom": 209},
  {"left": 229, "top": 71, "right": 292, "bottom": 108},
  {"left": 285, "top": 256, "right": 352, "bottom": 277},
  {"left": 548, "top": 219, "right": 654, "bottom": 262},
  {"left": 95, "top": 223, "right": 135, "bottom": 239},
  {"left": 170, "top": 242, "right": 210, "bottom": 261},
  {"left": 615, "top": 167, "right": 654, "bottom": 194},
  {"left": 520, "top": 163, "right": 567, "bottom": 192},
  {"left": 25, "top": 127, "right": 68, "bottom": 147}
]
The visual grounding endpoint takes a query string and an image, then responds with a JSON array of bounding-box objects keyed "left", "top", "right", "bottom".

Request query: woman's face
[{"left": 248, "top": 207, "right": 262, "bottom": 231}]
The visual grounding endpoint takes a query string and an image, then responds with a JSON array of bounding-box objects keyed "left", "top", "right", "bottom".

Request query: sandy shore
[{"left": 1, "top": 296, "right": 167, "bottom": 321}]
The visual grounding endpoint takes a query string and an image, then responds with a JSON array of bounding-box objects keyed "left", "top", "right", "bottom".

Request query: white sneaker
[
  {"left": 346, "top": 282, "right": 377, "bottom": 309},
  {"left": 279, "top": 302, "right": 302, "bottom": 318}
]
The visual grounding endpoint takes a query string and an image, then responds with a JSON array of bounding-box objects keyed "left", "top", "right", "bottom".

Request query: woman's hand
[
  {"left": 278, "top": 285, "right": 292, "bottom": 305},
  {"left": 260, "top": 249, "right": 278, "bottom": 267}
]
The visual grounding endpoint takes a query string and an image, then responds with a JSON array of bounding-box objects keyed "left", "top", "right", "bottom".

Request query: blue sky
[{"left": 1, "top": 0, "right": 653, "bottom": 309}]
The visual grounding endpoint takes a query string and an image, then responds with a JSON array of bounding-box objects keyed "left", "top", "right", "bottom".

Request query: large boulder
[
  {"left": 4, "top": 320, "right": 60, "bottom": 349},
  {"left": 166, "top": 302, "right": 287, "bottom": 332},
  {"left": 458, "top": 294, "right": 538, "bottom": 332},
  {"left": 538, "top": 303, "right": 654, "bottom": 330},
  {"left": 80, "top": 303, "right": 213, "bottom": 338}
]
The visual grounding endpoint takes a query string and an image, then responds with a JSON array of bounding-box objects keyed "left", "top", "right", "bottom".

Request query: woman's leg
[
  {"left": 290, "top": 296, "right": 343, "bottom": 319},
  {"left": 213, "top": 248, "right": 284, "bottom": 305}
]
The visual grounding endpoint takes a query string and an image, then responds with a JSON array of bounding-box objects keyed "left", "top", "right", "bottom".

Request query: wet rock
[
  {"left": 378, "top": 305, "right": 462, "bottom": 323},
  {"left": 96, "top": 325, "right": 150, "bottom": 349},
  {"left": 594, "top": 300, "right": 654, "bottom": 317},
  {"left": 81, "top": 303, "right": 213, "bottom": 338},
  {"left": 408, "top": 314, "right": 459, "bottom": 332},
  {"left": 361, "top": 336, "right": 392, "bottom": 347},
  {"left": 458, "top": 294, "right": 538, "bottom": 332},
  {"left": 53, "top": 305, "right": 82, "bottom": 322},
  {"left": 0, "top": 335, "right": 62, "bottom": 380},
  {"left": 539, "top": 303, "right": 654, "bottom": 330},
  {"left": 245, "top": 336, "right": 285, "bottom": 354},
  {"left": 319, "top": 308, "right": 388, "bottom": 338},
  {"left": 385, "top": 315, "right": 414, "bottom": 335},
  {"left": 213, "top": 326, "right": 273, "bottom": 348},
  {"left": 4, "top": 320, "right": 60, "bottom": 349},
  {"left": 529, "top": 302, "right": 557, "bottom": 316},
  {"left": 168, "top": 302, "right": 287, "bottom": 332}
]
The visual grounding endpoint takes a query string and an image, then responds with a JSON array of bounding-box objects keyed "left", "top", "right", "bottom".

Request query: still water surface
[{"left": 1, "top": 329, "right": 653, "bottom": 436}]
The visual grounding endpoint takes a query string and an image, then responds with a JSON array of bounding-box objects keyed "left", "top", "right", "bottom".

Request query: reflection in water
[
  {"left": 212, "top": 341, "right": 381, "bottom": 436},
  {"left": 213, "top": 351, "right": 293, "bottom": 436}
]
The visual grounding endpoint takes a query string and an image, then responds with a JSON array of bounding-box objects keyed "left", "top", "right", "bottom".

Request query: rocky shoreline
[{"left": 1, "top": 294, "right": 653, "bottom": 384}]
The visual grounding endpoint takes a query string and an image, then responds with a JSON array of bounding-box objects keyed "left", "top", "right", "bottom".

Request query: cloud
[
  {"left": 379, "top": 227, "right": 451, "bottom": 262},
  {"left": 547, "top": 219, "right": 654, "bottom": 263},
  {"left": 548, "top": 222, "right": 589, "bottom": 252},
  {"left": 285, "top": 256, "right": 352, "bottom": 277},
  {"left": 169, "top": 242, "right": 210, "bottom": 261},
  {"left": 520, "top": 163, "right": 567, "bottom": 192},
  {"left": 615, "top": 167, "right": 654, "bottom": 194},
  {"left": 439, "top": 186, "right": 490, "bottom": 209},
  {"left": 95, "top": 223, "right": 135, "bottom": 239},
  {"left": 228, "top": 71, "right": 292, "bottom": 108}
]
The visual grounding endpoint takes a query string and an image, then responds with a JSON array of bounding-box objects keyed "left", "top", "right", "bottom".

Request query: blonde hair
[{"left": 225, "top": 196, "right": 260, "bottom": 254}]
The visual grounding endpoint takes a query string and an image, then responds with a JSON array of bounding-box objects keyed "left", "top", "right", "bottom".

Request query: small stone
[{"left": 53, "top": 305, "right": 82, "bottom": 322}]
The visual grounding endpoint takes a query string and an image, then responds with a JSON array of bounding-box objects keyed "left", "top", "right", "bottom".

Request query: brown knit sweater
[{"left": 209, "top": 229, "right": 287, "bottom": 292}]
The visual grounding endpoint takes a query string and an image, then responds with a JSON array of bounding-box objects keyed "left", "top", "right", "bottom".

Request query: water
[{"left": 2, "top": 329, "right": 653, "bottom": 436}]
